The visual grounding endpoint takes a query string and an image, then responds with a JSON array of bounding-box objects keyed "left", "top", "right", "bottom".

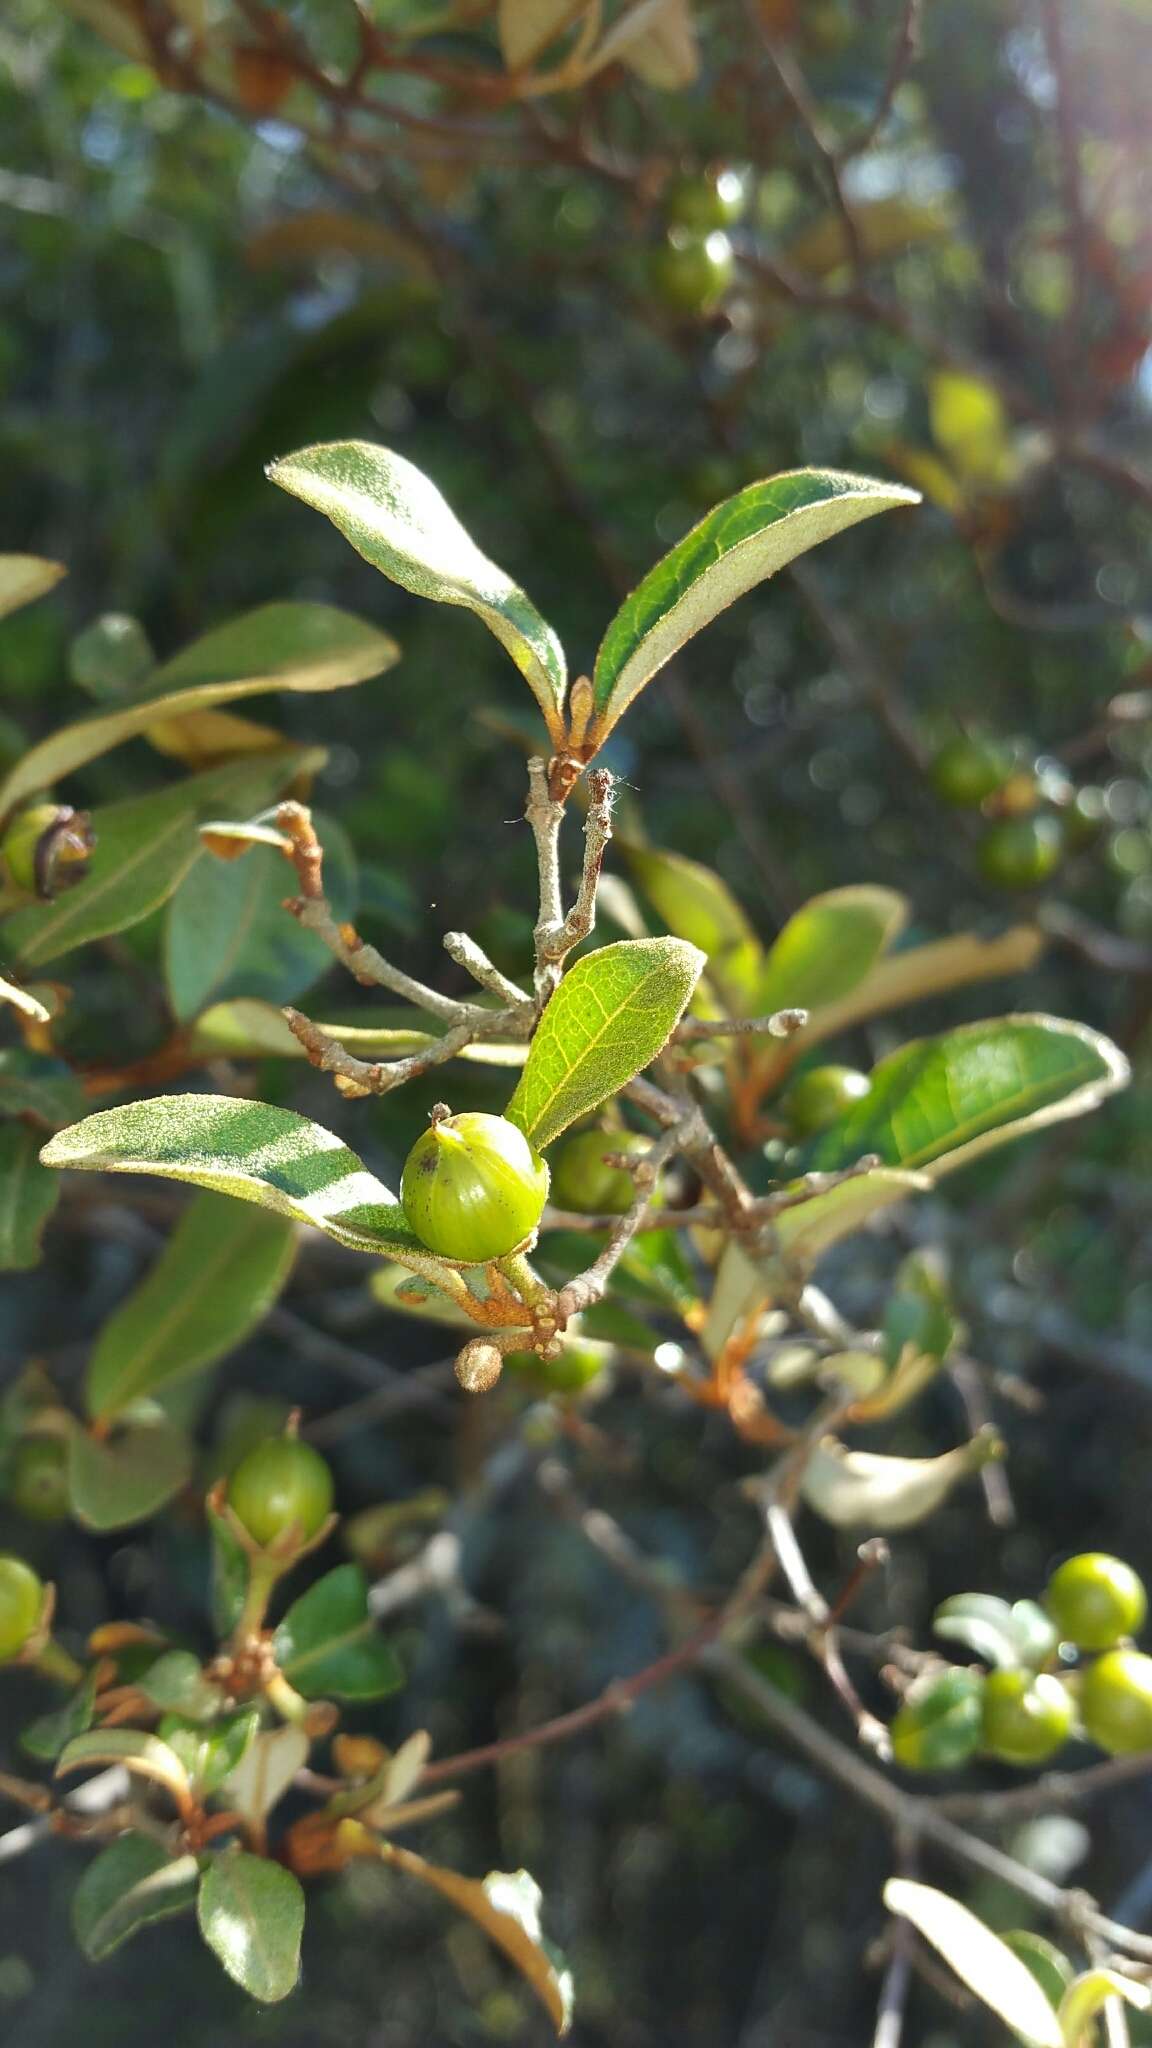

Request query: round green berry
[
  {"left": 981, "top": 1668, "right": 1074, "bottom": 1766},
  {"left": 929, "top": 735, "right": 1014, "bottom": 808},
  {"left": 1080, "top": 1648, "right": 1152, "bottom": 1755},
  {"left": 666, "top": 167, "right": 747, "bottom": 231},
  {"left": 977, "top": 812, "right": 1064, "bottom": 890},
  {"left": 0, "top": 1555, "right": 44, "bottom": 1663},
  {"left": 890, "top": 1667, "right": 985, "bottom": 1771},
  {"left": 401, "top": 1110, "right": 549, "bottom": 1264},
  {"left": 549, "top": 1130, "right": 654, "bottom": 1215},
  {"left": 786, "top": 1065, "right": 871, "bottom": 1138},
  {"left": 8, "top": 1436, "right": 69, "bottom": 1523},
  {"left": 649, "top": 231, "right": 734, "bottom": 315},
  {"left": 504, "top": 1338, "right": 612, "bottom": 1394},
  {"left": 1044, "top": 1553, "right": 1147, "bottom": 1652},
  {"left": 227, "top": 1437, "right": 334, "bottom": 1548}
]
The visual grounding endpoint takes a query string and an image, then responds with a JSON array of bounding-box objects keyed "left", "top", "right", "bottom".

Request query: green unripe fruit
[
  {"left": 401, "top": 1110, "right": 549, "bottom": 1264},
  {"left": 929, "top": 734, "right": 1014, "bottom": 808},
  {"left": 1, "top": 803, "right": 95, "bottom": 899},
  {"left": 8, "top": 1436, "right": 69, "bottom": 1523},
  {"left": 1044, "top": 1552, "right": 1147, "bottom": 1651},
  {"left": 549, "top": 1130, "right": 654, "bottom": 1215},
  {"left": 786, "top": 1065, "right": 872, "bottom": 1137},
  {"left": 1080, "top": 1648, "right": 1152, "bottom": 1755},
  {"left": 227, "top": 1437, "right": 334, "bottom": 1548},
  {"left": 980, "top": 1669, "right": 1074, "bottom": 1766},
  {"left": 977, "top": 812, "right": 1064, "bottom": 890},
  {"left": 649, "top": 231, "right": 735, "bottom": 315},
  {"left": 69, "top": 613, "right": 154, "bottom": 700},
  {"left": 1062, "top": 785, "right": 1106, "bottom": 850},
  {"left": 890, "top": 1666, "right": 985, "bottom": 1771},
  {"left": 505, "top": 1338, "right": 611, "bottom": 1394},
  {"left": 666, "top": 167, "right": 747, "bottom": 231},
  {"left": 0, "top": 1555, "right": 44, "bottom": 1662}
]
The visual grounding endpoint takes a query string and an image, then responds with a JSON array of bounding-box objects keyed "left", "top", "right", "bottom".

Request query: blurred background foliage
[{"left": 4, "top": 0, "right": 1152, "bottom": 2039}]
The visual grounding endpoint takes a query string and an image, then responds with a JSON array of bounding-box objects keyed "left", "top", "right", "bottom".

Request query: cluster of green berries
[
  {"left": 928, "top": 733, "right": 1103, "bottom": 891},
  {"left": 892, "top": 1552, "right": 1152, "bottom": 1771},
  {"left": 649, "top": 167, "right": 745, "bottom": 318}
]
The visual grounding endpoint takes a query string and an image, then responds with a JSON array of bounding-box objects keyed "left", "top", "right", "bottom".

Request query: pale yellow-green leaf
[
  {"left": 758, "top": 886, "right": 907, "bottom": 1017},
  {"left": 883, "top": 1881, "right": 1063, "bottom": 2048},
  {"left": 187, "top": 998, "right": 526, "bottom": 1067},
  {"left": 499, "top": 0, "right": 582, "bottom": 67},
  {"left": 385, "top": 1848, "right": 572, "bottom": 2034},
  {"left": 1059, "top": 1968, "right": 1152, "bottom": 2046},
  {"left": 615, "top": 0, "right": 698, "bottom": 87},
  {"left": 57, "top": 1729, "right": 193, "bottom": 1805},
  {"left": 803, "top": 1433, "right": 1002, "bottom": 1531},
  {"left": 792, "top": 924, "right": 1044, "bottom": 1051},
  {"left": 0, "top": 555, "right": 66, "bottom": 622}
]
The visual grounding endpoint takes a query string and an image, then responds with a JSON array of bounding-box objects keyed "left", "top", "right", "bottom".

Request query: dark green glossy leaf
[
  {"left": 42, "top": 1094, "right": 423, "bottom": 1258},
  {"left": 803, "top": 1015, "right": 1129, "bottom": 1177},
  {"left": 0, "top": 1122, "right": 61, "bottom": 1270},
  {"left": 592, "top": 471, "right": 917, "bottom": 737},
  {"left": 507, "top": 938, "right": 705, "bottom": 1150},
  {"left": 21, "top": 1669, "right": 98, "bottom": 1762},
  {"left": 72, "top": 1834, "right": 199, "bottom": 1962},
  {"left": 274, "top": 1563, "right": 403, "bottom": 1701},
  {"left": 164, "top": 813, "right": 356, "bottom": 1021},
  {"left": 138, "top": 1650, "right": 224, "bottom": 1720},
  {"left": 85, "top": 1193, "right": 297, "bottom": 1422},
  {"left": 158, "top": 1707, "right": 260, "bottom": 1796},
  {"left": 197, "top": 1852, "right": 305, "bottom": 2003},
  {"left": 268, "top": 441, "right": 567, "bottom": 737},
  {"left": 68, "top": 1415, "right": 192, "bottom": 1530},
  {"left": 57, "top": 1727, "right": 193, "bottom": 1803}
]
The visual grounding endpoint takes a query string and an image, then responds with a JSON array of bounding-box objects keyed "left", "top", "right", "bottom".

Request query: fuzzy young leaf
[
  {"left": 68, "top": 1416, "right": 193, "bottom": 1530},
  {"left": 884, "top": 1881, "right": 1063, "bottom": 2048},
  {"left": 41, "top": 1095, "right": 424, "bottom": 1258},
  {"left": 274, "top": 1564, "right": 403, "bottom": 1702},
  {"left": 507, "top": 937, "right": 704, "bottom": 1150},
  {"left": 197, "top": 1852, "right": 304, "bottom": 2004},
  {"left": 0, "top": 1123, "right": 61, "bottom": 1271},
  {"left": 72, "top": 1835, "right": 199, "bottom": 1962},
  {"left": 591, "top": 471, "right": 918, "bottom": 739},
  {"left": 267, "top": 441, "right": 568, "bottom": 738},
  {"left": 6, "top": 752, "right": 307, "bottom": 968},
  {"left": 757, "top": 886, "right": 907, "bottom": 1018},
  {"left": 0, "top": 602, "right": 397, "bottom": 821},
  {"left": 85, "top": 1194, "right": 297, "bottom": 1422},
  {"left": 0, "top": 555, "right": 65, "bottom": 621},
  {"left": 164, "top": 813, "right": 357, "bottom": 1021},
  {"left": 386, "top": 1848, "right": 573, "bottom": 2034},
  {"left": 803, "top": 1015, "right": 1129, "bottom": 1178}
]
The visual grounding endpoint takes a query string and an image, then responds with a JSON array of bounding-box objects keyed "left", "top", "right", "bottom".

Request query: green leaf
[
  {"left": 1059, "top": 1968, "right": 1152, "bottom": 2044},
  {"left": 274, "top": 1563, "right": 403, "bottom": 1701},
  {"left": 57, "top": 1727, "right": 193, "bottom": 1805},
  {"left": 507, "top": 937, "right": 705, "bottom": 1150},
  {"left": 197, "top": 1851, "right": 304, "bottom": 2004},
  {"left": 0, "top": 602, "right": 398, "bottom": 820},
  {"left": 803, "top": 1016, "right": 1129, "bottom": 1178},
  {"left": 0, "top": 1050, "right": 86, "bottom": 1127},
  {"left": 883, "top": 1880, "right": 1063, "bottom": 2048},
  {"left": 158, "top": 1708, "right": 260, "bottom": 1797},
  {"left": 68, "top": 1415, "right": 192, "bottom": 1530},
  {"left": 138, "top": 1651, "right": 224, "bottom": 1721},
  {"left": 934, "top": 1595, "right": 1059, "bottom": 1673},
  {"left": 591, "top": 470, "right": 918, "bottom": 738},
  {"left": 757, "top": 886, "right": 907, "bottom": 1018},
  {"left": 621, "top": 842, "right": 763, "bottom": 1010},
  {"left": 222, "top": 1725, "right": 309, "bottom": 1825},
  {"left": 1002, "top": 1933, "right": 1075, "bottom": 2014},
  {"left": 771, "top": 1168, "right": 928, "bottom": 1268},
  {"left": 207, "top": 1502, "right": 250, "bottom": 1636},
  {"left": 267, "top": 441, "right": 567, "bottom": 739},
  {"left": 0, "top": 555, "right": 65, "bottom": 622},
  {"left": 41, "top": 1094, "right": 424, "bottom": 1258},
  {"left": 85, "top": 1193, "right": 297, "bottom": 1422},
  {"left": 0, "top": 1123, "right": 61, "bottom": 1270},
  {"left": 788, "top": 924, "right": 1045, "bottom": 1054},
  {"left": 6, "top": 753, "right": 308, "bottom": 968},
  {"left": 72, "top": 1835, "right": 199, "bottom": 1962},
  {"left": 21, "top": 1669, "right": 99, "bottom": 1762},
  {"left": 385, "top": 1849, "right": 573, "bottom": 2034},
  {"left": 164, "top": 813, "right": 357, "bottom": 1022}
]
